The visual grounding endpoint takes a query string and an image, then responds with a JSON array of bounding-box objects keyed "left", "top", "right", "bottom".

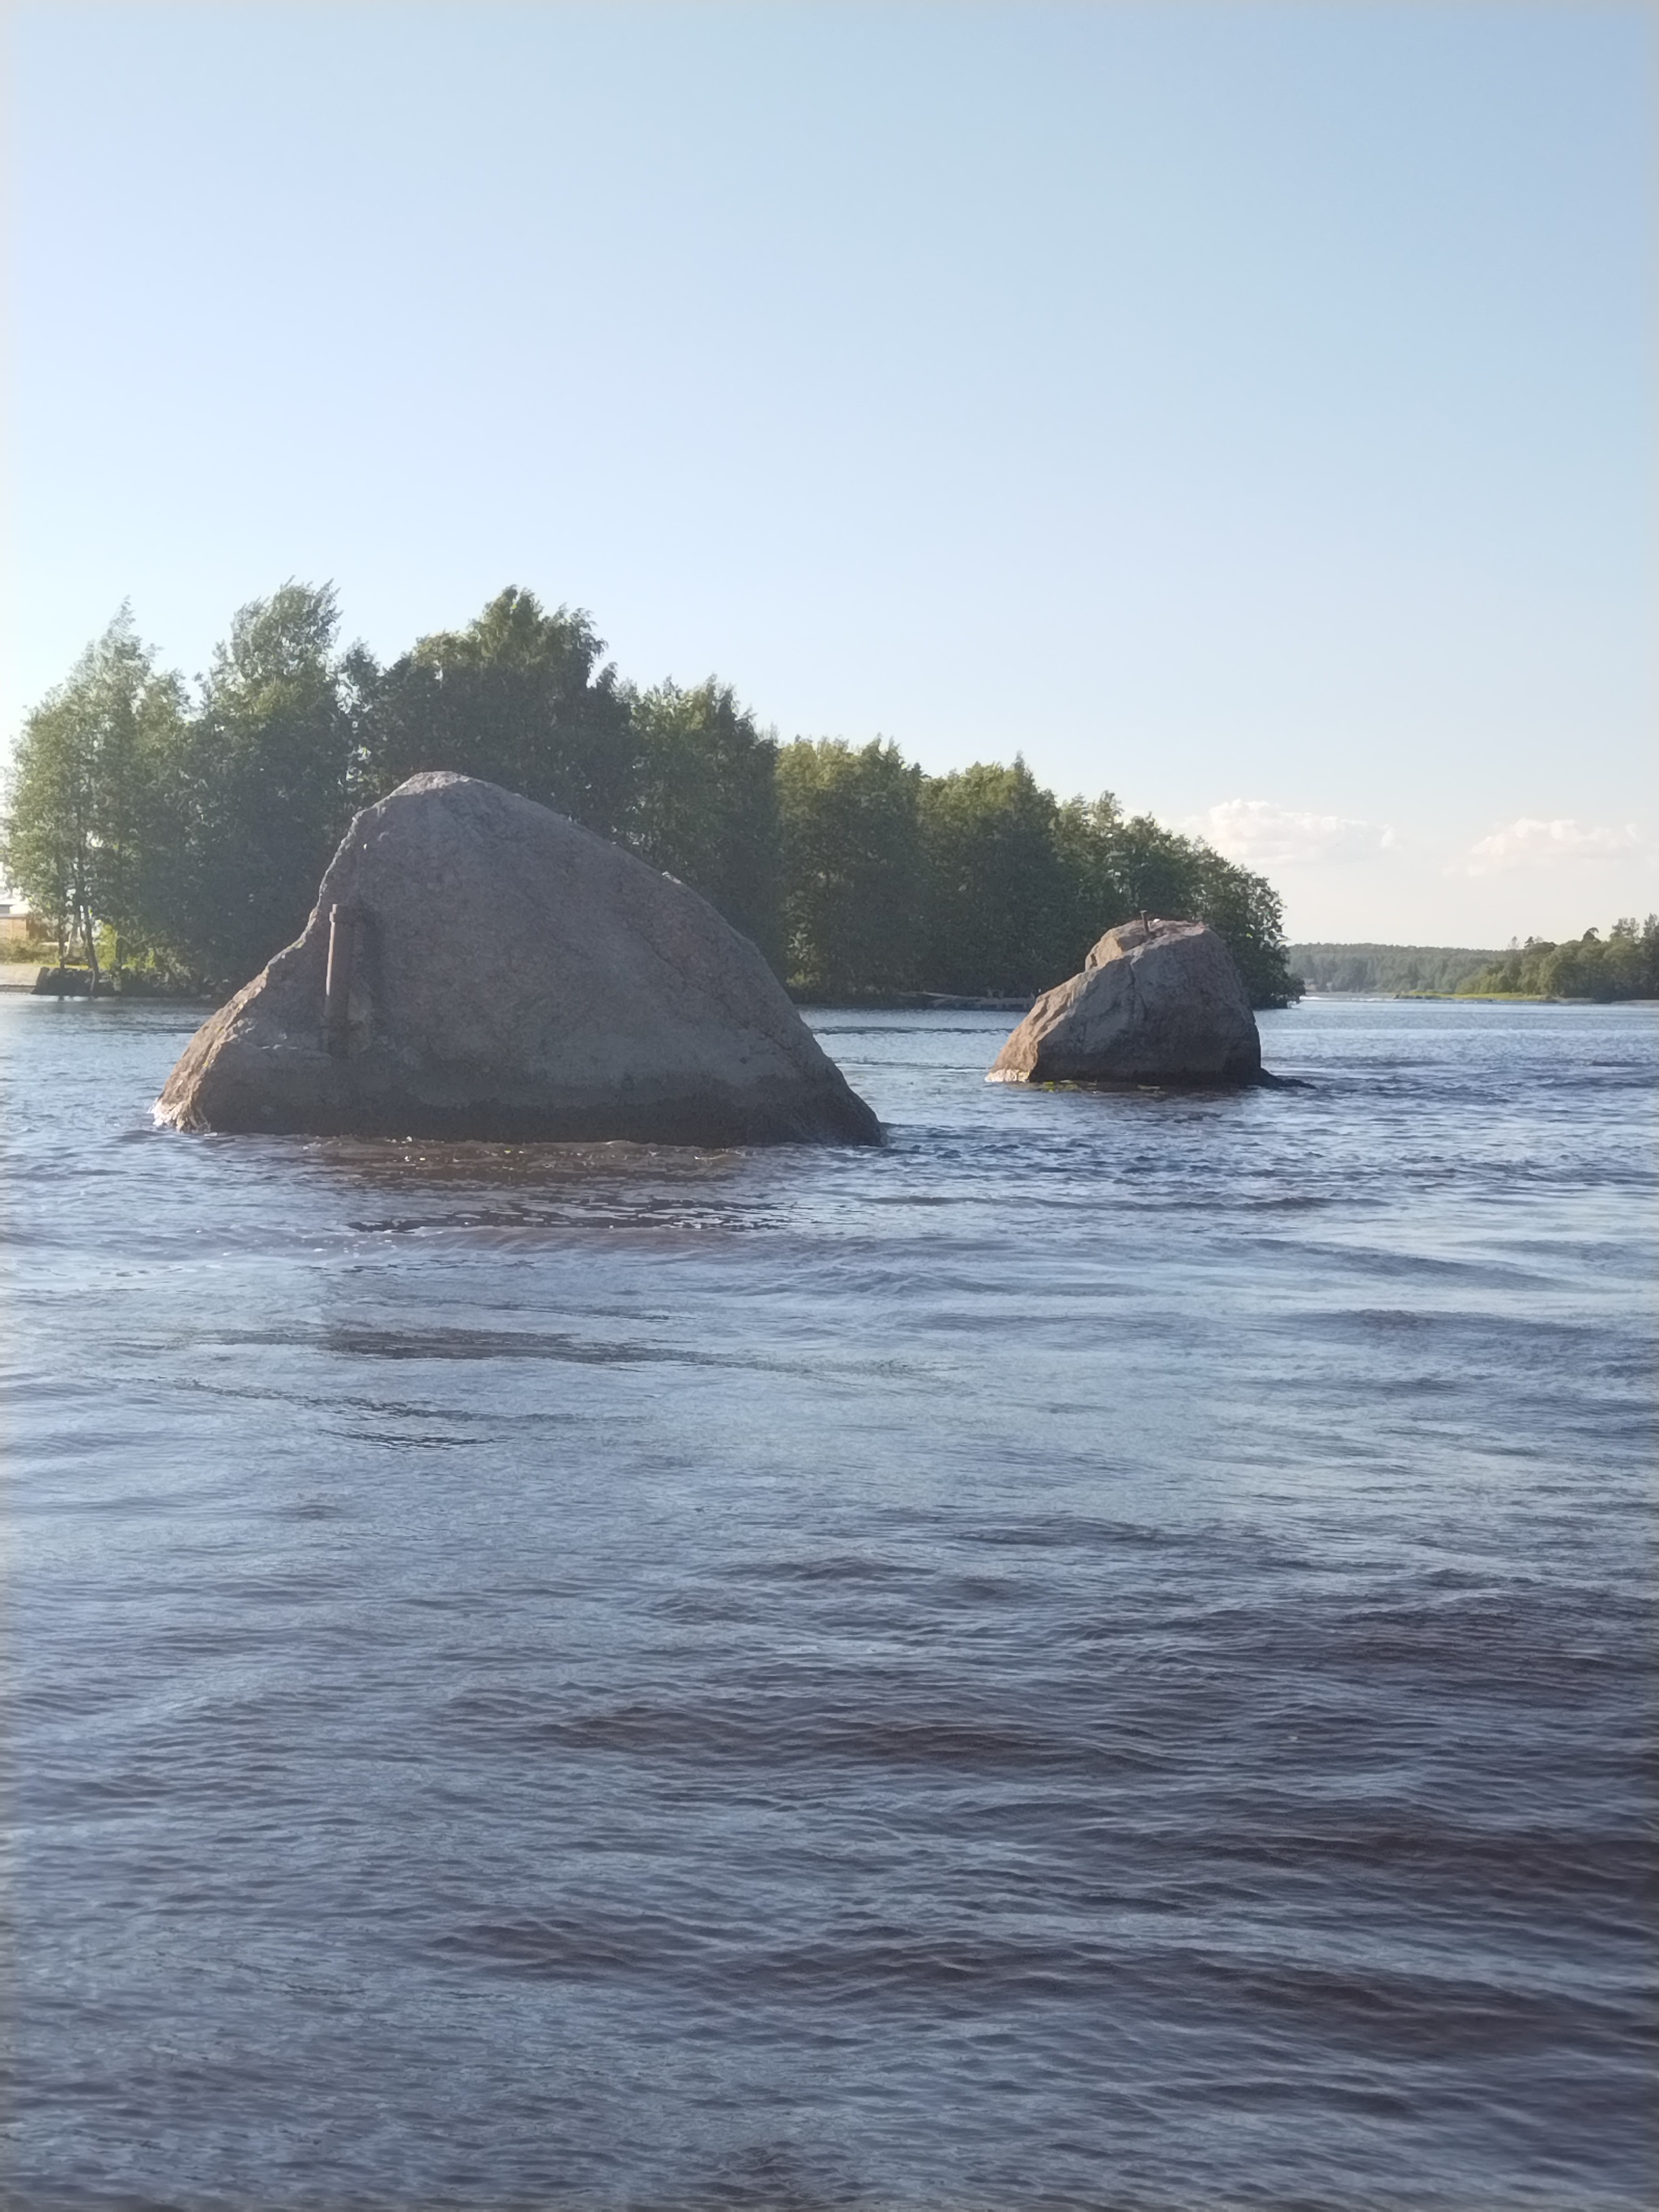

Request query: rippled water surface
[{"left": 4, "top": 996, "right": 1655, "bottom": 2211}]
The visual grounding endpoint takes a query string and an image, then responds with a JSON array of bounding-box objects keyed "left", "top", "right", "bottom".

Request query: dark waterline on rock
[{"left": 4, "top": 998, "right": 1655, "bottom": 2210}]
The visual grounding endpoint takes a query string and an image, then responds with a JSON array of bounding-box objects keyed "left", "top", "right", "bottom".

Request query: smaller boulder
[{"left": 987, "top": 918, "right": 1261, "bottom": 1087}]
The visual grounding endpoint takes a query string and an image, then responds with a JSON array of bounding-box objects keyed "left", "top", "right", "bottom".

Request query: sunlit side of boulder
[{"left": 987, "top": 918, "right": 1262, "bottom": 1087}]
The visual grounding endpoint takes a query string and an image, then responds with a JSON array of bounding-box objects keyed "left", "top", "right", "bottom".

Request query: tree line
[
  {"left": 1290, "top": 944, "right": 1499, "bottom": 995},
  {"left": 2, "top": 584, "right": 1300, "bottom": 1006},
  {"left": 1459, "top": 920, "right": 1659, "bottom": 1001}
]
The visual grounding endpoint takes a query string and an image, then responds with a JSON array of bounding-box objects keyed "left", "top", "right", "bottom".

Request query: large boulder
[
  {"left": 156, "top": 773, "right": 881, "bottom": 1145},
  {"left": 987, "top": 917, "right": 1261, "bottom": 1087}
]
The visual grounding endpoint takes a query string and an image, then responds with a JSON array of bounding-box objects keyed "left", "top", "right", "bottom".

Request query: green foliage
[
  {"left": 7, "top": 582, "right": 1302, "bottom": 1009},
  {"left": 629, "top": 680, "right": 781, "bottom": 968},
  {"left": 776, "top": 739, "right": 923, "bottom": 999},
  {"left": 1, "top": 607, "right": 187, "bottom": 977},
  {"left": 1047, "top": 804, "right": 1298, "bottom": 1006},
  {"left": 1290, "top": 944, "right": 1499, "bottom": 995},
  {"left": 1186, "top": 846, "right": 1300, "bottom": 1008},
  {"left": 919, "top": 759, "right": 1073, "bottom": 995},
  {"left": 776, "top": 753, "right": 1298, "bottom": 1006},
  {"left": 361, "top": 589, "right": 638, "bottom": 840},
  {"left": 1460, "top": 918, "right": 1659, "bottom": 1000},
  {"left": 148, "top": 583, "right": 359, "bottom": 990},
  {"left": 1098, "top": 812, "right": 1203, "bottom": 921},
  {"left": 1049, "top": 793, "right": 1124, "bottom": 953}
]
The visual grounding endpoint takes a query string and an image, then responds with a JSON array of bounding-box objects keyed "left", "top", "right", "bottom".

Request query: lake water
[{"left": 3, "top": 996, "right": 1654, "bottom": 2212}]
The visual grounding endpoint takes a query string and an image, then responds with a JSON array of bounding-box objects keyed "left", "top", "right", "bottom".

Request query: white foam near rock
[
  {"left": 156, "top": 772, "right": 881, "bottom": 1145},
  {"left": 987, "top": 917, "right": 1262, "bottom": 1087}
]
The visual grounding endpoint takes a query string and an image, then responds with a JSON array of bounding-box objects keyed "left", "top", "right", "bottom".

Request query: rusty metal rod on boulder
[{"left": 323, "top": 902, "right": 360, "bottom": 1055}]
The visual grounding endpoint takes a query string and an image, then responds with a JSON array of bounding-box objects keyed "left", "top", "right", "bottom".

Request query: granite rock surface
[
  {"left": 987, "top": 917, "right": 1262, "bottom": 1087},
  {"left": 156, "top": 772, "right": 881, "bottom": 1145}
]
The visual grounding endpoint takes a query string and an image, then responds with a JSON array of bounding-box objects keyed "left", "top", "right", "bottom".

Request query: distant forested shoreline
[
  {"left": 1291, "top": 929, "right": 1659, "bottom": 1001},
  {"left": 1456, "top": 923, "right": 1659, "bottom": 1001},
  {"left": 2, "top": 586, "right": 1299, "bottom": 1006},
  {"left": 1290, "top": 944, "right": 1499, "bottom": 995}
]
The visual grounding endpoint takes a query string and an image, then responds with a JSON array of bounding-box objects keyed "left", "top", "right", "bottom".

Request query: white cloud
[
  {"left": 1187, "top": 799, "right": 1395, "bottom": 868},
  {"left": 1464, "top": 818, "right": 1651, "bottom": 875}
]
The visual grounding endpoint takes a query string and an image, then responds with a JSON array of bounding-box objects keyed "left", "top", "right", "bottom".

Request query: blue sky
[{"left": 6, "top": 0, "right": 1654, "bottom": 941}]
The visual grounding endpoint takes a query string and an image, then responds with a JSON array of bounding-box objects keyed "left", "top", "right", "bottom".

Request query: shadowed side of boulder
[
  {"left": 156, "top": 773, "right": 881, "bottom": 1145},
  {"left": 987, "top": 917, "right": 1262, "bottom": 1087}
]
